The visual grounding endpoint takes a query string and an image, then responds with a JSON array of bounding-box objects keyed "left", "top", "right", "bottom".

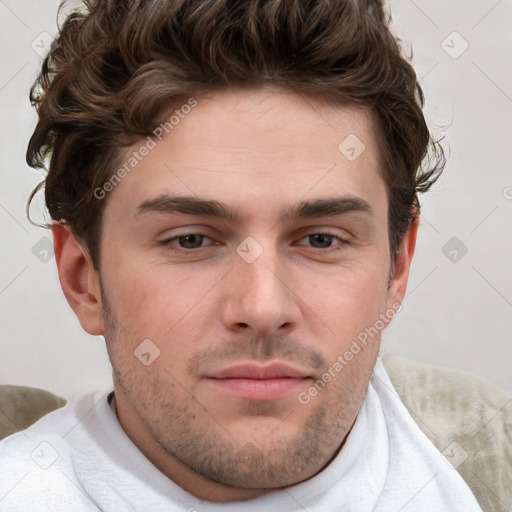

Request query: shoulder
[
  {"left": 382, "top": 353, "right": 512, "bottom": 511},
  {"left": 0, "top": 391, "right": 107, "bottom": 511}
]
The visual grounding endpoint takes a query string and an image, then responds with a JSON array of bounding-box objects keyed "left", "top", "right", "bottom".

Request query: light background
[{"left": 0, "top": 0, "right": 511, "bottom": 398}]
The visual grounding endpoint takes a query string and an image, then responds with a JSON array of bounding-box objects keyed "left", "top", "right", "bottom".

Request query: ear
[
  {"left": 385, "top": 215, "right": 419, "bottom": 313},
  {"left": 51, "top": 222, "right": 104, "bottom": 336}
]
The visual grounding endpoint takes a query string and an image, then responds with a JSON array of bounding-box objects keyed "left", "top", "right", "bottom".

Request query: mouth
[{"left": 204, "top": 362, "right": 312, "bottom": 400}]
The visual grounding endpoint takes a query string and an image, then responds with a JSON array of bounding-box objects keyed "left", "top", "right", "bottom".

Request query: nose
[{"left": 220, "top": 241, "right": 301, "bottom": 336}]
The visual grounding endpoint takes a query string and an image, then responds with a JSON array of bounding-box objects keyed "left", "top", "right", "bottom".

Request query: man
[{"left": 0, "top": 0, "right": 483, "bottom": 509}]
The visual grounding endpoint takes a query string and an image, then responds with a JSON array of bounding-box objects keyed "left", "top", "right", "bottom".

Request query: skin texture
[{"left": 52, "top": 87, "right": 418, "bottom": 503}]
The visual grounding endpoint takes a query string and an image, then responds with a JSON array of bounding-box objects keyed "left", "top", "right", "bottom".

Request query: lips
[{"left": 205, "top": 363, "right": 311, "bottom": 400}]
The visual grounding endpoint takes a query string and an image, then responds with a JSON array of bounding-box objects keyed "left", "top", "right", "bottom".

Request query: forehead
[{"left": 103, "top": 88, "right": 386, "bottom": 224}]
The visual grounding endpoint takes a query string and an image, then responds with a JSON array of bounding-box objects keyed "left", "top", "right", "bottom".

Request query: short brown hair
[{"left": 27, "top": 0, "right": 445, "bottom": 270}]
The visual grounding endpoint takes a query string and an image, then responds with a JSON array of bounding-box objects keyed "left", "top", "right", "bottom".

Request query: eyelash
[{"left": 159, "top": 231, "right": 350, "bottom": 254}]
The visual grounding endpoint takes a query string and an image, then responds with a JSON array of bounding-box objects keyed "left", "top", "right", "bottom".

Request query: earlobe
[
  {"left": 51, "top": 222, "right": 104, "bottom": 336},
  {"left": 386, "top": 215, "right": 420, "bottom": 312}
]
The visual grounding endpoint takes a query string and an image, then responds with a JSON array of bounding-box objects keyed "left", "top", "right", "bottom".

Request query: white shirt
[{"left": 0, "top": 357, "right": 482, "bottom": 511}]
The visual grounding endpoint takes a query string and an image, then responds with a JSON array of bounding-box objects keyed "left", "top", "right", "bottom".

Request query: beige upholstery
[
  {"left": 0, "top": 384, "right": 66, "bottom": 440},
  {"left": 0, "top": 354, "right": 510, "bottom": 511}
]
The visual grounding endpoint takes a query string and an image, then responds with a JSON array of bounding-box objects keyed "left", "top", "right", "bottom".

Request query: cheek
[
  {"left": 309, "top": 261, "right": 389, "bottom": 333},
  {"left": 102, "top": 258, "right": 215, "bottom": 343}
]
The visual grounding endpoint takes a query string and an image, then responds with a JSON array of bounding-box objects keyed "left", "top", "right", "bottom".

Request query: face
[{"left": 61, "top": 88, "right": 413, "bottom": 501}]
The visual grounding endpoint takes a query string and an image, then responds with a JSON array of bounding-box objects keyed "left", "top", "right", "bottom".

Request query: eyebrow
[{"left": 135, "top": 194, "right": 373, "bottom": 222}]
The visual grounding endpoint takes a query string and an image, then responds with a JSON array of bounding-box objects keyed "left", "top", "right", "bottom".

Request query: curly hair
[{"left": 27, "top": 0, "right": 445, "bottom": 270}]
